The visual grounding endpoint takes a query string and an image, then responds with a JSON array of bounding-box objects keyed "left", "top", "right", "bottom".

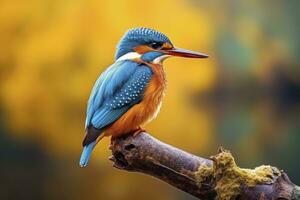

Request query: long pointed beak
[{"left": 164, "top": 47, "right": 209, "bottom": 58}]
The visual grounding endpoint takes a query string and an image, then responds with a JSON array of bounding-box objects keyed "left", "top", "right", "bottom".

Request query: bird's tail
[
  {"left": 79, "top": 128, "right": 105, "bottom": 168},
  {"left": 79, "top": 141, "right": 97, "bottom": 167}
]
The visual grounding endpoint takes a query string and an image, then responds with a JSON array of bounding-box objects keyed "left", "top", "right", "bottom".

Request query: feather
[
  {"left": 82, "top": 126, "right": 104, "bottom": 146},
  {"left": 79, "top": 140, "right": 97, "bottom": 167},
  {"left": 83, "top": 61, "right": 153, "bottom": 145}
]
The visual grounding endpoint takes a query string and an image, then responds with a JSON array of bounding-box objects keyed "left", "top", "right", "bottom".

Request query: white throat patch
[
  {"left": 116, "top": 52, "right": 141, "bottom": 62},
  {"left": 152, "top": 55, "right": 171, "bottom": 64},
  {"left": 116, "top": 52, "right": 170, "bottom": 64}
]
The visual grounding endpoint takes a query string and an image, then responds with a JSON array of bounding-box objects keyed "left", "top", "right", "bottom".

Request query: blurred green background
[{"left": 1, "top": 0, "right": 299, "bottom": 199}]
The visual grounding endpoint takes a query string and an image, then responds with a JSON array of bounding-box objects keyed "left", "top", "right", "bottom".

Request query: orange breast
[{"left": 105, "top": 63, "right": 166, "bottom": 137}]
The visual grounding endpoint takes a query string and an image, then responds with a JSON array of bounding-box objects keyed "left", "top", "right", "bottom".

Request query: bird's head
[{"left": 115, "top": 27, "right": 208, "bottom": 64}]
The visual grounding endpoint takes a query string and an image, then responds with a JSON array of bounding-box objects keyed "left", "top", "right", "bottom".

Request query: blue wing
[
  {"left": 80, "top": 60, "right": 152, "bottom": 166},
  {"left": 85, "top": 60, "right": 153, "bottom": 131}
]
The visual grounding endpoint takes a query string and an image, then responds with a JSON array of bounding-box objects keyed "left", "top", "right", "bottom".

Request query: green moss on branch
[
  {"left": 293, "top": 186, "right": 300, "bottom": 200},
  {"left": 195, "top": 148, "right": 281, "bottom": 200}
]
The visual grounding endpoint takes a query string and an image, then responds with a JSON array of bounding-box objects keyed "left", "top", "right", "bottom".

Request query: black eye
[{"left": 149, "top": 42, "right": 163, "bottom": 49}]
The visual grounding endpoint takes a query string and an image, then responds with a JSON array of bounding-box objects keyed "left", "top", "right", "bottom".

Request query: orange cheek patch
[
  {"left": 134, "top": 43, "right": 173, "bottom": 54},
  {"left": 134, "top": 45, "right": 153, "bottom": 54},
  {"left": 162, "top": 42, "right": 173, "bottom": 50}
]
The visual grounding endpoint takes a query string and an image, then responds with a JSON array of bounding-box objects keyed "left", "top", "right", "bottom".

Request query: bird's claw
[
  {"left": 132, "top": 127, "right": 145, "bottom": 137},
  {"left": 110, "top": 136, "right": 116, "bottom": 145}
]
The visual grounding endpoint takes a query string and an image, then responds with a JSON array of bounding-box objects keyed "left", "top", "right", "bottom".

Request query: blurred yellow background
[{"left": 1, "top": 0, "right": 299, "bottom": 200}]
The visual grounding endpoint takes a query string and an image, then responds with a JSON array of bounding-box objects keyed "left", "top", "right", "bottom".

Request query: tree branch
[{"left": 109, "top": 132, "right": 300, "bottom": 200}]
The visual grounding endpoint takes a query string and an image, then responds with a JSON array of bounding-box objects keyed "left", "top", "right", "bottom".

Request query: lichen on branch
[
  {"left": 293, "top": 186, "right": 300, "bottom": 200},
  {"left": 195, "top": 148, "right": 281, "bottom": 200}
]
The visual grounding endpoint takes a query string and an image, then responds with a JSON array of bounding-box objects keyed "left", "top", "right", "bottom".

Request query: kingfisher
[{"left": 80, "top": 27, "right": 208, "bottom": 167}]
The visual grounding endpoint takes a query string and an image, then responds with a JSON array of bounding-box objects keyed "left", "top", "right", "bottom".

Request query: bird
[{"left": 79, "top": 27, "right": 208, "bottom": 167}]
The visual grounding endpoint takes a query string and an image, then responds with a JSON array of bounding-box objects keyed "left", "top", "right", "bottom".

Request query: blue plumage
[
  {"left": 141, "top": 52, "right": 165, "bottom": 62},
  {"left": 80, "top": 141, "right": 96, "bottom": 167},
  {"left": 85, "top": 61, "right": 138, "bottom": 127},
  {"left": 80, "top": 60, "right": 153, "bottom": 166},
  {"left": 86, "top": 60, "right": 153, "bottom": 129}
]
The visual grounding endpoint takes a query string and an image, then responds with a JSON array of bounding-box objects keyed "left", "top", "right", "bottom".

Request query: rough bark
[{"left": 109, "top": 132, "right": 300, "bottom": 200}]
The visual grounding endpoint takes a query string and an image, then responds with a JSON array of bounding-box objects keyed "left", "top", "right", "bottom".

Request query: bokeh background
[{"left": 1, "top": 0, "right": 299, "bottom": 199}]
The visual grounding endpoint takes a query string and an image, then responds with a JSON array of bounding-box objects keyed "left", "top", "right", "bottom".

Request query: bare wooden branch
[{"left": 109, "top": 132, "right": 300, "bottom": 200}]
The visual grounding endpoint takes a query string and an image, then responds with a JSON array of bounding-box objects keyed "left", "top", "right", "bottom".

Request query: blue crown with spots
[{"left": 115, "top": 27, "right": 173, "bottom": 60}]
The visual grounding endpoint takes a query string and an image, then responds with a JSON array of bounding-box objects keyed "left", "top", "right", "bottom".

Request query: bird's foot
[
  {"left": 132, "top": 127, "right": 145, "bottom": 137},
  {"left": 110, "top": 136, "right": 116, "bottom": 145}
]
